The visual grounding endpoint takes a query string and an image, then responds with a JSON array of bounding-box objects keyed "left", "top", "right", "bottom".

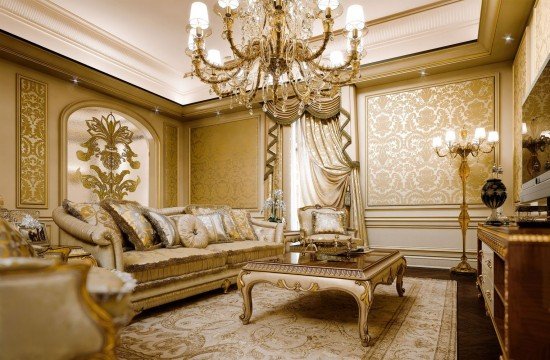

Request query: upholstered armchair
[
  {"left": 0, "top": 257, "right": 117, "bottom": 359},
  {"left": 297, "top": 205, "right": 359, "bottom": 245}
]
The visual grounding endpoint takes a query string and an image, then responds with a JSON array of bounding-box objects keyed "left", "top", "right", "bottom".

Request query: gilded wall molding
[
  {"left": 163, "top": 123, "right": 178, "bottom": 207},
  {"left": 16, "top": 74, "right": 48, "bottom": 208},
  {"left": 188, "top": 115, "right": 261, "bottom": 209},
  {"left": 365, "top": 74, "right": 498, "bottom": 207}
]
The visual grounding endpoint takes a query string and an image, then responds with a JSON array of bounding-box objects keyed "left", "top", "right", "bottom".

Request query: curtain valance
[{"left": 263, "top": 96, "right": 341, "bottom": 125}]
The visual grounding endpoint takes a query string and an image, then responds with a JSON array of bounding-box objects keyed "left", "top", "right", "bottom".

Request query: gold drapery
[
  {"left": 264, "top": 96, "right": 342, "bottom": 125},
  {"left": 297, "top": 113, "right": 368, "bottom": 246}
]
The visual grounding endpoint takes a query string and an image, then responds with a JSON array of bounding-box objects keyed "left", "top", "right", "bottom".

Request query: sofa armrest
[
  {"left": 249, "top": 218, "right": 284, "bottom": 244},
  {"left": 52, "top": 207, "right": 111, "bottom": 246}
]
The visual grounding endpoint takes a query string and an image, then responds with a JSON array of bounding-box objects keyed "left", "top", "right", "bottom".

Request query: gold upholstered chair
[
  {"left": 297, "top": 205, "right": 359, "bottom": 246},
  {"left": 0, "top": 258, "right": 117, "bottom": 359}
]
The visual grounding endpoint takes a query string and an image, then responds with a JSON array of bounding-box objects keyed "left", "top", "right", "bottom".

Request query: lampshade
[
  {"left": 474, "top": 127, "right": 486, "bottom": 140},
  {"left": 330, "top": 50, "right": 344, "bottom": 66},
  {"left": 432, "top": 136, "right": 443, "bottom": 148},
  {"left": 207, "top": 49, "right": 222, "bottom": 65},
  {"left": 487, "top": 131, "right": 499, "bottom": 143},
  {"left": 317, "top": 0, "right": 340, "bottom": 11},
  {"left": 189, "top": 2, "right": 209, "bottom": 30},
  {"left": 345, "top": 4, "right": 365, "bottom": 31},
  {"left": 445, "top": 130, "right": 456, "bottom": 143},
  {"left": 218, "top": 0, "right": 239, "bottom": 10},
  {"left": 522, "top": 122, "right": 528, "bottom": 134}
]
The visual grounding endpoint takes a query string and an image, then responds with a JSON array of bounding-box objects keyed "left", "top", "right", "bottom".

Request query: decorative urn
[{"left": 481, "top": 166, "right": 507, "bottom": 225}]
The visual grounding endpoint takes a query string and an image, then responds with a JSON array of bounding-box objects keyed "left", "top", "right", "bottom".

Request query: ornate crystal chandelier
[{"left": 186, "top": 0, "right": 367, "bottom": 113}]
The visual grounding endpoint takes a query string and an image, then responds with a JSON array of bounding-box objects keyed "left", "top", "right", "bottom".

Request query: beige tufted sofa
[{"left": 53, "top": 204, "right": 285, "bottom": 311}]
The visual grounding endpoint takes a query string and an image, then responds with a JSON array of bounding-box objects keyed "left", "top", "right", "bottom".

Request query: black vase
[{"left": 481, "top": 178, "right": 507, "bottom": 225}]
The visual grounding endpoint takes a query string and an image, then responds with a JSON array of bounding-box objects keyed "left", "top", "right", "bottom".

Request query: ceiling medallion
[{"left": 186, "top": 0, "right": 367, "bottom": 114}]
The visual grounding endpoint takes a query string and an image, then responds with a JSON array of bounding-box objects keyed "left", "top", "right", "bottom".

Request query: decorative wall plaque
[{"left": 17, "top": 74, "right": 48, "bottom": 208}]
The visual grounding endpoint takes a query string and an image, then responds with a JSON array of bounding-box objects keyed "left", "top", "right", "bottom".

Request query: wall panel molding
[
  {"left": 365, "top": 73, "right": 498, "bottom": 208},
  {"left": 163, "top": 123, "right": 178, "bottom": 207},
  {"left": 16, "top": 74, "right": 48, "bottom": 208}
]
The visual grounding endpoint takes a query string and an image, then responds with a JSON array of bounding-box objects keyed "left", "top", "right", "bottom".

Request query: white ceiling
[{"left": 0, "top": 0, "right": 481, "bottom": 105}]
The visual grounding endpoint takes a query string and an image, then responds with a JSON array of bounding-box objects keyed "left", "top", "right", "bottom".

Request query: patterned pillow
[
  {"left": 170, "top": 215, "right": 209, "bottom": 248},
  {"left": 0, "top": 218, "right": 35, "bottom": 258},
  {"left": 196, "top": 213, "right": 231, "bottom": 244},
  {"left": 62, "top": 199, "right": 128, "bottom": 250},
  {"left": 100, "top": 199, "right": 160, "bottom": 251},
  {"left": 144, "top": 210, "right": 179, "bottom": 248},
  {"left": 190, "top": 207, "right": 242, "bottom": 241},
  {"left": 312, "top": 211, "right": 347, "bottom": 235},
  {"left": 229, "top": 209, "right": 257, "bottom": 240}
]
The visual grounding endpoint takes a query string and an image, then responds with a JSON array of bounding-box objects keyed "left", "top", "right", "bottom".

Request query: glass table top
[{"left": 251, "top": 249, "right": 399, "bottom": 272}]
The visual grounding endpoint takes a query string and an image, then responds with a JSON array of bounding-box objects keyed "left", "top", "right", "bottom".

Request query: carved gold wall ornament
[
  {"left": 77, "top": 113, "right": 141, "bottom": 200},
  {"left": 163, "top": 123, "right": 178, "bottom": 207},
  {"left": 16, "top": 74, "right": 48, "bottom": 208}
]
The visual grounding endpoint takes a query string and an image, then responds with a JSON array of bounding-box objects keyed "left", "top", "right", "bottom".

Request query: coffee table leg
[
  {"left": 356, "top": 281, "right": 374, "bottom": 347},
  {"left": 238, "top": 271, "right": 253, "bottom": 325},
  {"left": 396, "top": 262, "right": 406, "bottom": 297}
]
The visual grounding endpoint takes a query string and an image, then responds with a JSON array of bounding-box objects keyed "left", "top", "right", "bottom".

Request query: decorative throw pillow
[
  {"left": 144, "top": 210, "right": 179, "bottom": 248},
  {"left": 196, "top": 213, "right": 231, "bottom": 243},
  {"left": 62, "top": 199, "right": 129, "bottom": 250},
  {"left": 229, "top": 209, "right": 257, "bottom": 240},
  {"left": 100, "top": 199, "right": 160, "bottom": 251},
  {"left": 189, "top": 207, "right": 242, "bottom": 241},
  {"left": 0, "top": 218, "right": 35, "bottom": 258},
  {"left": 312, "top": 211, "right": 347, "bottom": 235},
  {"left": 170, "top": 214, "right": 209, "bottom": 248}
]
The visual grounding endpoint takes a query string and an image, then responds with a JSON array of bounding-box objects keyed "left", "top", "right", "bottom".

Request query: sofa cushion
[
  {"left": 229, "top": 209, "right": 257, "bottom": 240},
  {"left": 101, "top": 200, "right": 160, "bottom": 251},
  {"left": 206, "top": 241, "right": 283, "bottom": 266},
  {"left": 312, "top": 211, "right": 347, "bottom": 235},
  {"left": 62, "top": 200, "right": 128, "bottom": 249},
  {"left": 187, "top": 206, "right": 242, "bottom": 241},
  {"left": 144, "top": 210, "right": 179, "bottom": 248},
  {"left": 196, "top": 213, "right": 230, "bottom": 244},
  {"left": 170, "top": 214, "right": 209, "bottom": 249},
  {"left": 122, "top": 247, "right": 227, "bottom": 283}
]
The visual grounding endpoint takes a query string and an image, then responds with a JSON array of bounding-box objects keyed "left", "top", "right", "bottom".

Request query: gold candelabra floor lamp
[{"left": 432, "top": 127, "right": 499, "bottom": 274}]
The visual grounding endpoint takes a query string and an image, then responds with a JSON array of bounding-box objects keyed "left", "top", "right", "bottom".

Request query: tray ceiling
[{"left": 0, "top": 0, "right": 482, "bottom": 105}]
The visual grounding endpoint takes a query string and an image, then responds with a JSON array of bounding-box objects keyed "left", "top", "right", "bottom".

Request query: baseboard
[{"left": 370, "top": 246, "right": 478, "bottom": 270}]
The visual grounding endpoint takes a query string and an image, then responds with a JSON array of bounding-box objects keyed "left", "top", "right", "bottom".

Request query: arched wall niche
[{"left": 60, "top": 100, "right": 160, "bottom": 207}]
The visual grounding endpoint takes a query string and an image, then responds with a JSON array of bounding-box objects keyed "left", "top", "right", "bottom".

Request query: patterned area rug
[{"left": 117, "top": 277, "right": 456, "bottom": 359}]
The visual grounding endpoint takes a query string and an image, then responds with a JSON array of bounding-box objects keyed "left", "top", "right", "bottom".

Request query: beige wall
[
  {"left": 357, "top": 62, "right": 514, "bottom": 268},
  {"left": 0, "top": 57, "right": 186, "bottom": 245}
]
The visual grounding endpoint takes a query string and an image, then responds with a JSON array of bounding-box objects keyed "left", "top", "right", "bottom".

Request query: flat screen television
[{"left": 520, "top": 58, "right": 550, "bottom": 203}]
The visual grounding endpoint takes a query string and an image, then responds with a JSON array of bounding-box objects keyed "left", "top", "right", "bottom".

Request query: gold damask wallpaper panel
[
  {"left": 190, "top": 118, "right": 259, "bottom": 208},
  {"left": 17, "top": 74, "right": 48, "bottom": 208},
  {"left": 163, "top": 123, "right": 178, "bottom": 207},
  {"left": 534, "top": 0, "right": 550, "bottom": 75},
  {"left": 366, "top": 76, "right": 495, "bottom": 207},
  {"left": 513, "top": 36, "right": 528, "bottom": 202}
]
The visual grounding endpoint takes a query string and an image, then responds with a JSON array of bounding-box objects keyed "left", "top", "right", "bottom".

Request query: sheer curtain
[{"left": 297, "top": 113, "right": 368, "bottom": 246}]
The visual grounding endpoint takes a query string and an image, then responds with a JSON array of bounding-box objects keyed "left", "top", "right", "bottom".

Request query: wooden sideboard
[{"left": 477, "top": 225, "right": 550, "bottom": 359}]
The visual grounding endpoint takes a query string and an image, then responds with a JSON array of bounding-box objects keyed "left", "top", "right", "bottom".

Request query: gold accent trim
[
  {"left": 275, "top": 279, "right": 320, "bottom": 292},
  {"left": 16, "top": 74, "right": 48, "bottom": 208},
  {"left": 163, "top": 123, "right": 178, "bottom": 207},
  {"left": 477, "top": 227, "right": 507, "bottom": 258}
]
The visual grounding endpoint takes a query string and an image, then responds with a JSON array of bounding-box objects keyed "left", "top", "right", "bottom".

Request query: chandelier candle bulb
[
  {"left": 317, "top": 0, "right": 340, "bottom": 11},
  {"left": 445, "top": 130, "right": 456, "bottom": 144},
  {"left": 474, "top": 127, "right": 486, "bottom": 140},
  {"left": 346, "top": 4, "right": 365, "bottom": 31},
  {"left": 189, "top": 2, "right": 209, "bottom": 30},
  {"left": 218, "top": 0, "right": 239, "bottom": 10},
  {"left": 487, "top": 131, "right": 499, "bottom": 143},
  {"left": 432, "top": 136, "right": 443, "bottom": 148}
]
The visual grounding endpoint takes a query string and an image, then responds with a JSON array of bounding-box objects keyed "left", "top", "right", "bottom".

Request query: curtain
[{"left": 297, "top": 113, "right": 368, "bottom": 246}]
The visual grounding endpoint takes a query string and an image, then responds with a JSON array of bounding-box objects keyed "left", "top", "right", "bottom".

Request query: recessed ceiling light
[
  {"left": 72, "top": 77, "right": 78, "bottom": 84},
  {"left": 419, "top": 69, "right": 427, "bottom": 77},
  {"left": 215, "top": 110, "right": 221, "bottom": 116},
  {"left": 154, "top": 107, "right": 160, "bottom": 114},
  {"left": 503, "top": 34, "right": 514, "bottom": 43}
]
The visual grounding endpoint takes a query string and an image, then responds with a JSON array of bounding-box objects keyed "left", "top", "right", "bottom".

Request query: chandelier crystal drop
[{"left": 185, "top": 0, "right": 368, "bottom": 110}]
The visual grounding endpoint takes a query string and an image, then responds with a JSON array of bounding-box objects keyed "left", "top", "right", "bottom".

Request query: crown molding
[{"left": 0, "top": 31, "right": 184, "bottom": 120}]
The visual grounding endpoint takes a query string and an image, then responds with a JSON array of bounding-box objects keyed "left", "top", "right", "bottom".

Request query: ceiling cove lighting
[{"left": 185, "top": 0, "right": 368, "bottom": 112}]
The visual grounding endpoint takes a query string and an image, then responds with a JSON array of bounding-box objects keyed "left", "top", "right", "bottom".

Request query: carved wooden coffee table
[{"left": 237, "top": 249, "right": 406, "bottom": 347}]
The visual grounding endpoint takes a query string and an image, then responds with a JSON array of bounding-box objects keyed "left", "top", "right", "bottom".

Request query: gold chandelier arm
[
  {"left": 309, "top": 51, "right": 357, "bottom": 72},
  {"left": 192, "top": 63, "right": 239, "bottom": 85},
  {"left": 195, "top": 48, "right": 245, "bottom": 71},
  {"left": 225, "top": 29, "right": 261, "bottom": 61},
  {"left": 296, "top": 33, "right": 331, "bottom": 62}
]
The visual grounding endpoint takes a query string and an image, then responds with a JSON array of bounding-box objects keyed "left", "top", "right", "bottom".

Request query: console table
[{"left": 477, "top": 224, "right": 550, "bottom": 359}]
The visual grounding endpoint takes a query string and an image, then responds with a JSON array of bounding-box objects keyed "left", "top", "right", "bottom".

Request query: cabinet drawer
[
  {"left": 479, "top": 272, "right": 494, "bottom": 315},
  {"left": 480, "top": 242, "right": 495, "bottom": 283}
]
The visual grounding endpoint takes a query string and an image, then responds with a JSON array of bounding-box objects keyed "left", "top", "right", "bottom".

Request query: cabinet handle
[
  {"left": 478, "top": 274, "right": 484, "bottom": 285},
  {"left": 486, "top": 259, "right": 492, "bottom": 269},
  {"left": 485, "top": 290, "right": 492, "bottom": 302},
  {"left": 478, "top": 250, "right": 484, "bottom": 261}
]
